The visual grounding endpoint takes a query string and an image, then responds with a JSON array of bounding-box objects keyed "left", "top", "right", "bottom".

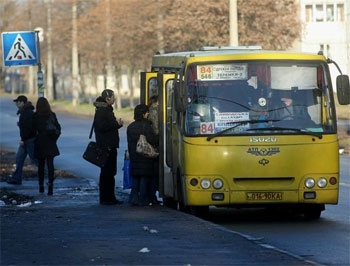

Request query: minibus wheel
[
  {"left": 163, "top": 197, "right": 177, "bottom": 209},
  {"left": 190, "top": 206, "right": 209, "bottom": 218},
  {"left": 303, "top": 204, "right": 324, "bottom": 220}
]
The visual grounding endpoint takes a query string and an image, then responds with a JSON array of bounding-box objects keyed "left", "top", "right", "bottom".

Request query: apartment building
[{"left": 299, "top": 0, "right": 350, "bottom": 87}]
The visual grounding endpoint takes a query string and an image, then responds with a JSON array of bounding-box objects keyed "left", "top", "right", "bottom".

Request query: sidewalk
[{"left": 1, "top": 176, "right": 313, "bottom": 265}]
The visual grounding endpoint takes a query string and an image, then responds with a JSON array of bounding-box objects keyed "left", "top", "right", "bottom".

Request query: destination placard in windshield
[{"left": 197, "top": 64, "right": 248, "bottom": 81}]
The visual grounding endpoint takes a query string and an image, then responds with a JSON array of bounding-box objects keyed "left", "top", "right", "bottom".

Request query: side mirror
[
  {"left": 174, "top": 80, "right": 187, "bottom": 112},
  {"left": 336, "top": 75, "right": 350, "bottom": 105}
]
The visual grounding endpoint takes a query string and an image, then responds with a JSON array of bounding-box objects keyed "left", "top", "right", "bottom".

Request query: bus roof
[{"left": 151, "top": 47, "right": 327, "bottom": 71}]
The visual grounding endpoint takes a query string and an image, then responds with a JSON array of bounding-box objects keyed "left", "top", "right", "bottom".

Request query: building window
[
  {"left": 305, "top": 5, "right": 313, "bottom": 22},
  {"left": 336, "top": 4, "right": 344, "bottom": 22},
  {"left": 305, "top": 3, "right": 345, "bottom": 22},
  {"left": 319, "top": 44, "right": 331, "bottom": 58},
  {"left": 315, "top": 4, "right": 324, "bottom": 22},
  {"left": 326, "top": 5, "right": 334, "bottom": 21},
  {"left": 320, "top": 44, "right": 324, "bottom": 53}
]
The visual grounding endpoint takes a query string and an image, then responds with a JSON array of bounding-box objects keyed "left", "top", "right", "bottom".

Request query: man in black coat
[
  {"left": 8, "top": 95, "right": 37, "bottom": 185},
  {"left": 93, "top": 89, "right": 124, "bottom": 205}
]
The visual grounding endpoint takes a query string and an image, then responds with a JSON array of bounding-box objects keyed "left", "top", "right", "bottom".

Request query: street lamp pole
[
  {"left": 46, "top": 0, "right": 54, "bottom": 101},
  {"left": 36, "top": 30, "right": 44, "bottom": 97},
  {"left": 229, "top": 0, "right": 239, "bottom": 46},
  {"left": 72, "top": 0, "right": 81, "bottom": 106}
]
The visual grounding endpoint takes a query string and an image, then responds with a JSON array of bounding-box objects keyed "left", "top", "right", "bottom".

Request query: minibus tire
[
  {"left": 190, "top": 206, "right": 209, "bottom": 218},
  {"left": 303, "top": 204, "right": 324, "bottom": 220},
  {"left": 163, "top": 197, "right": 177, "bottom": 209}
]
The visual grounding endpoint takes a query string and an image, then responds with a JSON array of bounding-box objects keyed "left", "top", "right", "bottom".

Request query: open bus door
[
  {"left": 140, "top": 72, "right": 176, "bottom": 201},
  {"left": 140, "top": 72, "right": 157, "bottom": 105}
]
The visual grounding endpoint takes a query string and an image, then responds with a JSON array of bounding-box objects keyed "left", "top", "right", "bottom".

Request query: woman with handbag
[
  {"left": 127, "top": 104, "right": 158, "bottom": 206},
  {"left": 93, "top": 89, "right": 124, "bottom": 205}
]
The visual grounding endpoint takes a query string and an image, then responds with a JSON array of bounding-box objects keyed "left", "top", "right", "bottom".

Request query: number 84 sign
[{"left": 200, "top": 122, "right": 215, "bottom": 134}]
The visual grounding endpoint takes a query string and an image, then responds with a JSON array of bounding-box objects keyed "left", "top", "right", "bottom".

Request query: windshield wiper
[
  {"left": 246, "top": 126, "right": 323, "bottom": 139},
  {"left": 206, "top": 119, "right": 277, "bottom": 141},
  {"left": 206, "top": 120, "right": 323, "bottom": 141}
]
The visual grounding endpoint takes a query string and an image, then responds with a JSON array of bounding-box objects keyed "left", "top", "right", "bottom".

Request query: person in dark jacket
[
  {"left": 270, "top": 97, "right": 315, "bottom": 127},
  {"left": 93, "top": 89, "right": 124, "bottom": 205},
  {"left": 32, "top": 97, "right": 61, "bottom": 195},
  {"left": 127, "top": 104, "right": 158, "bottom": 206},
  {"left": 8, "top": 95, "right": 37, "bottom": 185},
  {"left": 148, "top": 95, "right": 161, "bottom": 204}
]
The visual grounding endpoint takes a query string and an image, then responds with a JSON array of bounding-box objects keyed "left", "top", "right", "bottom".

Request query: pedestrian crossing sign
[{"left": 2, "top": 31, "right": 38, "bottom": 67}]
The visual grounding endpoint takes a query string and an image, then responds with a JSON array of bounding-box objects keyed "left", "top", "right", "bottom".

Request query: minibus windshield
[{"left": 184, "top": 62, "right": 335, "bottom": 136}]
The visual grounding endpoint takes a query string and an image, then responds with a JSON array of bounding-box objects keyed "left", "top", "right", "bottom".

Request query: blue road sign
[{"left": 2, "top": 31, "right": 38, "bottom": 67}]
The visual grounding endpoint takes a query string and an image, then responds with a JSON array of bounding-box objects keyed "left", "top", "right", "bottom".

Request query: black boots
[
  {"left": 39, "top": 181, "right": 53, "bottom": 195},
  {"left": 48, "top": 183, "right": 53, "bottom": 196},
  {"left": 39, "top": 178, "right": 44, "bottom": 193}
]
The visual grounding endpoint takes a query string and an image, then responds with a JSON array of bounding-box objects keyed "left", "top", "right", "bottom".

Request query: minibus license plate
[{"left": 247, "top": 192, "right": 283, "bottom": 200}]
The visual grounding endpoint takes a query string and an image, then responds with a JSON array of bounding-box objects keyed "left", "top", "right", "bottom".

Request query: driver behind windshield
[{"left": 269, "top": 91, "right": 315, "bottom": 127}]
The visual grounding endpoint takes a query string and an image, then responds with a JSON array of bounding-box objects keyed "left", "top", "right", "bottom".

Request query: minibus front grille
[{"left": 233, "top": 177, "right": 295, "bottom": 186}]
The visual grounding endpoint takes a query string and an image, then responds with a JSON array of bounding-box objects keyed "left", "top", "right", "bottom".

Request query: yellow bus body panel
[
  {"left": 152, "top": 50, "right": 328, "bottom": 68},
  {"left": 182, "top": 134, "right": 339, "bottom": 206}
]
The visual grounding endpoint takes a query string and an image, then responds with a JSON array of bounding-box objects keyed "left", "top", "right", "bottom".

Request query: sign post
[{"left": 2, "top": 30, "right": 44, "bottom": 96}]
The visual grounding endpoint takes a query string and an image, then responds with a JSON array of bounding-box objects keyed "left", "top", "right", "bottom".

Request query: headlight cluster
[
  {"left": 200, "top": 179, "right": 211, "bottom": 189},
  {"left": 304, "top": 176, "right": 336, "bottom": 189},
  {"left": 190, "top": 178, "right": 223, "bottom": 189}
]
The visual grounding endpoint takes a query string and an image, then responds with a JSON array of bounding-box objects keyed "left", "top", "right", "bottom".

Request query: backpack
[{"left": 46, "top": 113, "right": 61, "bottom": 139}]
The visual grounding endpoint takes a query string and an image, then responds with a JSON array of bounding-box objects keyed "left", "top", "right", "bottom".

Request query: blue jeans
[
  {"left": 11, "top": 137, "right": 37, "bottom": 183},
  {"left": 129, "top": 175, "right": 152, "bottom": 206}
]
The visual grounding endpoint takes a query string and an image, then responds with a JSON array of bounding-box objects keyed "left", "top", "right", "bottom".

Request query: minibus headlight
[
  {"left": 200, "top": 179, "right": 211, "bottom": 189},
  {"left": 329, "top": 177, "right": 337, "bottom": 185},
  {"left": 305, "top": 178, "right": 315, "bottom": 188},
  {"left": 317, "top": 177, "right": 327, "bottom": 188},
  {"left": 213, "top": 179, "right": 223, "bottom": 189},
  {"left": 190, "top": 178, "right": 198, "bottom": 186}
]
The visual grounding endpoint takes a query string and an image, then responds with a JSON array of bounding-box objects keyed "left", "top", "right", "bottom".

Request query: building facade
[{"left": 299, "top": 0, "right": 350, "bottom": 88}]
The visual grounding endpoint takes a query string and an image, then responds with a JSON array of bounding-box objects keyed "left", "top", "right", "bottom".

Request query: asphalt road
[
  {"left": 1, "top": 96, "right": 349, "bottom": 266},
  {"left": 206, "top": 148, "right": 350, "bottom": 265},
  {"left": 1, "top": 97, "right": 316, "bottom": 266}
]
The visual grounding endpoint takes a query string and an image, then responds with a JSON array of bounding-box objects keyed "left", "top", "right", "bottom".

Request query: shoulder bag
[
  {"left": 82, "top": 122, "right": 110, "bottom": 167},
  {"left": 136, "top": 124, "right": 159, "bottom": 158}
]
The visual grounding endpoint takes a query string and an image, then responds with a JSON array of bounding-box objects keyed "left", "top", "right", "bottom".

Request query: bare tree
[
  {"left": 238, "top": 0, "right": 301, "bottom": 50},
  {"left": 0, "top": 0, "right": 301, "bottom": 101}
]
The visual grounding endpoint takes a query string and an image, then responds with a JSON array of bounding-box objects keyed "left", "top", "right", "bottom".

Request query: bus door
[
  {"left": 140, "top": 72, "right": 157, "bottom": 105},
  {"left": 158, "top": 73, "right": 177, "bottom": 199},
  {"left": 140, "top": 72, "right": 176, "bottom": 198}
]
